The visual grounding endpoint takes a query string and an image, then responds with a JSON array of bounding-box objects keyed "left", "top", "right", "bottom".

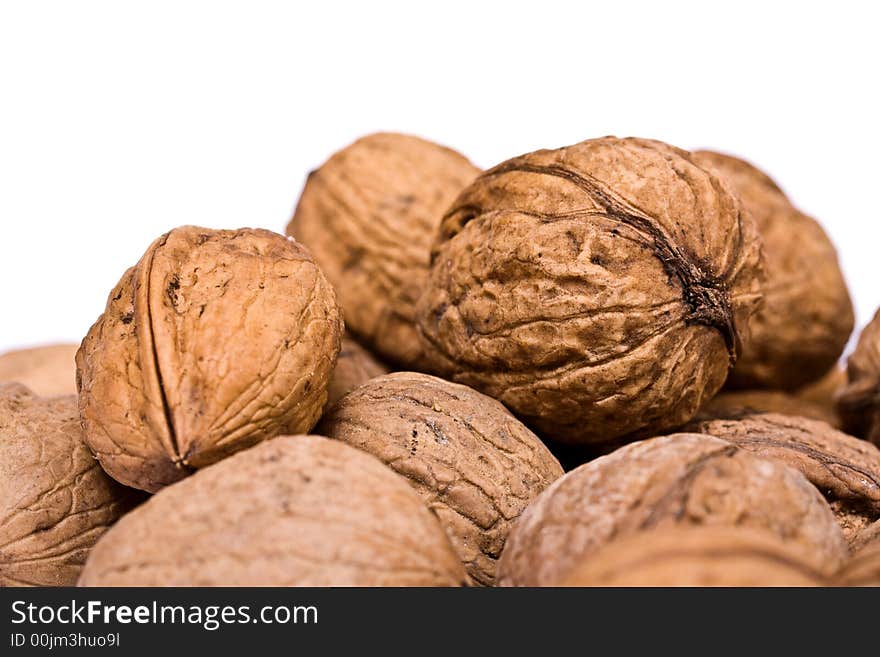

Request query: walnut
[
  {"left": 417, "top": 137, "right": 764, "bottom": 445},
  {"left": 560, "top": 526, "right": 825, "bottom": 587},
  {"left": 797, "top": 366, "right": 846, "bottom": 418},
  {"left": 287, "top": 133, "right": 479, "bottom": 368},
  {"left": 850, "top": 518, "right": 880, "bottom": 553},
  {"left": 693, "top": 151, "right": 853, "bottom": 390},
  {"left": 325, "top": 336, "right": 389, "bottom": 409},
  {"left": 496, "top": 433, "right": 847, "bottom": 586},
  {"left": 76, "top": 226, "right": 343, "bottom": 493},
  {"left": 317, "top": 372, "right": 563, "bottom": 585},
  {"left": 0, "top": 384, "right": 140, "bottom": 586},
  {"left": 699, "top": 389, "right": 840, "bottom": 427},
  {"left": 0, "top": 343, "right": 78, "bottom": 396},
  {"left": 685, "top": 412, "right": 880, "bottom": 543},
  {"left": 838, "top": 308, "right": 880, "bottom": 446},
  {"left": 78, "top": 436, "right": 468, "bottom": 586},
  {"left": 835, "top": 531, "right": 880, "bottom": 586}
]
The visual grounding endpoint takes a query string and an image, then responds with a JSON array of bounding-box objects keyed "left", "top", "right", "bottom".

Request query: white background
[{"left": 1, "top": 1, "right": 877, "bottom": 352}]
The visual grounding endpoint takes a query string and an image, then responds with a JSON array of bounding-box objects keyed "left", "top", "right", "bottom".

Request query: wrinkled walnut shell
[
  {"left": 288, "top": 133, "right": 479, "bottom": 368},
  {"left": 850, "top": 518, "right": 880, "bottom": 553},
  {"left": 838, "top": 308, "right": 880, "bottom": 446},
  {"left": 496, "top": 433, "right": 847, "bottom": 586},
  {"left": 560, "top": 526, "right": 825, "bottom": 587},
  {"left": 0, "top": 343, "right": 78, "bottom": 397},
  {"left": 77, "top": 226, "right": 343, "bottom": 492},
  {"left": 693, "top": 151, "right": 853, "bottom": 390},
  {"left": 78, "top": 436, "right": 468, "bottom": 586},
  {"left": 0, "top": 384, "right": 139, "bottom": 586},
  {"left": 417, "top": 137, "right": 764, "bottom": 444},
  {"left": 700, "top": 389, "right": 839, "bottom": 427},
  {"left": 685, "top": 412, "right": 880, "bottom": 542},
  {"left": 317, "top": 372, "right": 563, "bottom": 585},
  {"left": 325, "top": 336, "right": 389, "bottom": 409}
]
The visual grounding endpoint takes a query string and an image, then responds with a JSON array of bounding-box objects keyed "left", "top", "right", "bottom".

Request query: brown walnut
[
  {"left": 0, "top": 343, "right": 78, "bottom": 397},
  {"left": 77, "top": 226, "right": 343, "bottom": 493},
  {"left": 838, "top": 308, "right": 880, "bottom": 446},
  {"left": 699, "top": 389, "right": 839, "bottom": 427},
  {"left": 560, "top": 526, "right": 825, "bottom": 587},
  {"left": 287, "top": 133, "right": 479, "bottom": 368},
  {"left": 835, "top": 538, "right": 880, "bottom": 586},
  {"left": 325, "top": 336, "right": 389, "bottom": 409},
  {"left": 685, "top": 412, "right": 880, "bottom": 542},
  {"left": 496, "top": 433, "right": 847, "bottom": 586},
  {"left": 693, "top": 151, "right": 853, "bottom": 390},
  {"left": 417, "top": 137, "right": 764, "bottom": 444},
  {"left": 317, "top": 372, "right": 563, "bottom": 585},
  {"left": 0, "top": 384, "right": 140, "bottom": 586},
  {"left": 78, "top": 436, "right": 468, "bottom": 586},
  {"left": 849, "top": 518, "right": 880, "bottom": 553}
]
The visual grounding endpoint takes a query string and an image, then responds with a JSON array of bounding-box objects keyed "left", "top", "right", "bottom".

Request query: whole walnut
[
  {"left": 78, "top": 436, "right": 468, "bottom": 586},
  {"left": 317, "top": 372, "right": 563, "bottom": 585},
  {"left": 0, "top": 343, "right": 78, "bottom": 397},
  {"left": 560, "top": 526, "right": 825, "bottom": 587},
  {"left": 700, "top": 389, "right": 839, "bottom": 427},
  {"left": 0, "top": 384, "right": 140, "bottom": 586},
  {"left": 287, "top": 133, "right": 479, "bottom": 369},
  {"left": 417, "top": 137, "right": 764, "bottom": 445},
  {"left": 77, "top": 226, "right": 343, "bottom": 493},
  {"left": 693, "top": 151, "right": 853, "bottom": 390},
  {"left": 325, "top": 336, "right": 389, "bottom": 409},
  {"left": 685, "top": 413, "right": 880, "bottom": 542},
  {"left": 496, "top": 433, "right": 847, "bottom": 586},
  {"left": 838, "top": 308, "right": 880, "bottom": 446}
]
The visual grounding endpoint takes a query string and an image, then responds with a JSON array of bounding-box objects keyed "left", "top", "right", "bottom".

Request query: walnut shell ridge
[
  {"left": 417, "top": 136, "right": 764, "bottom": 444},
  {"left": 0, "top": 384, "right": 139, "bottom": 586},
  {"left": 78, "top": 436, "right": 469, "bottom": 586},
  {"left": 317, "top": 372, "right": 563, "bottom": 585},
  {"left": 324, "top": 336, "right": 389, "bottom": 409},
  {"left": 838, "top": 308, "right": 880, "bottom": 446},
  {"left": 77, "top": 226, "right": 343, "bottom": 493},
  {"left": 685, "top": 412, "right": 880, "bottom": 542},
  {"left": 560, "top": 526, "right": 825, "bottom": 587},
  {"left": 0, "top": 343, "right": 78, "bottom": 397},
  {"left": 496, "top": 433, "right": 847, "bottom": 586},
  {"left": 693, "top": 151, "right": 853, "bottom": 390},
  {"left": 288, "top": 133, "right": 479, "bottom": 368}
]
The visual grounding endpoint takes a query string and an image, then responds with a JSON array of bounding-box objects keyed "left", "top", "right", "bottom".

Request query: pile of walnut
[{"left": 3, "top": 133, "right": 880, "bottom": 588}]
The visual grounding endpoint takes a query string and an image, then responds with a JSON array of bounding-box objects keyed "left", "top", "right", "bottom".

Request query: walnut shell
[
  {"left": 316, "top": 372, "right": 563, "bottom": 585},
  {"left": 700, "top": 389, "right": 839, "bottom": 427},
  {"left": 797, "top": 366, "right": 846, "bottom": 412},
  {"left": 0, "top": 384, "right": 139, "bottom": 586},
  {"left": 560, "top": 526, "right": 825, "bottom": 587},
  {"left": 838, "top": 308, "right": 880, "bottom": 446},
  {"left": 417, "top": 137, "right": 764, "bottom": 444},
  {"left": 325, "top": 336, "right": 389, "bottom": 409},
  {"left": 835, "top": 541, "right": 880, "bottom": 586},
  {"left": 693, "top": 151, "right": 853, "bottom": 390},
  {"left": 850, "top": 518, "right": 880, "bottom": 553},
  {"left": 496, "top": 433, "right": 847, "bottom": 586},
  {"left": 0, "top": 343, "right": 78, "bottom": 396},
  {"left": 287, "top": 133, "right": 479, "bottom": 368},
  {"left": 77, "top": 226, "right": 343, "bottom": 493},
  {"left": 78, "top": 436, "right": 468, "bottom": 586},
  {"left": 685, "top": 413, "right": 880, "bottom": 542}
]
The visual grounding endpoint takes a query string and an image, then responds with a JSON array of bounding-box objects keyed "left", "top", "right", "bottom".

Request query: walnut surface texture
[
  {"left": 324, "top": 335, "right": 389, "bottom": 409},
  {"left": 496, "top": 433, "right": 847, "bottom": 586},
  {"left": 685, "top": 412, "right": 880, "bottom": 543},
  {"left": 76, "top": 226, "right": 343, "bottom": 493},
  {"left": 693, "top": 151, "right": 853, "bottom": 390},
  {"left": 560, "top": 526, "right": 826, "bottom": 587},
  {"left": 317, "top": 372, "right": 563, "bottom": 585},
  {"left": 78, "top": 436, "right": 468, "bottom": 586},
  {"left": 838, "top": 308, "right": 880, "bottom": 446},
  {"left": 0, "top": 384, "right": 140, "bottom": 586},
  {"left": 288, "top": 132, "right": 479, "bottom": 369},
  {"left": 699, "top": 389, "right": 840, "bottom": 427},
  {"left": 417, "top": 136, "right": 764, "bottom": 445}
]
